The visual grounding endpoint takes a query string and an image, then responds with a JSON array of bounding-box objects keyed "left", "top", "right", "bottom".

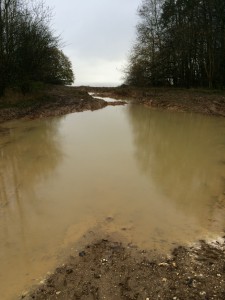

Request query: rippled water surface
[{"left": 1, "top": 104, "right": 225, "bottom": 299}]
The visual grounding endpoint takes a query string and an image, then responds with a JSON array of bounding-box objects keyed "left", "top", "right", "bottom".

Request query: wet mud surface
[
  {"left": 1, "top": 85, "right": 225, "bottom": 123},
  {"left": 0, "top": 86, "right": 126, "bottom": 123},
  {"left": 22, "top": 238, "right": 225, "bottom": 300},
  {"left": 84, "top": 86, "right": 225, "bottom": 117}
]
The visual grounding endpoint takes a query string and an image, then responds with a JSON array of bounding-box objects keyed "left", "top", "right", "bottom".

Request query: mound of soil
[{"left": 22, "top": 238, "right": 225, "bottom": 300}]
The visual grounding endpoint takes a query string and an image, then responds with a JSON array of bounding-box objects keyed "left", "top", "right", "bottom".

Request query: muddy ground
[
  {"left": 0, "top": 85, "right": 125, "bottom": 123},
  {"left": 1, "top": 85, "right": 225, "bottom": 123},
  {"left": 82, "top": 86, "right": 225, "bottom": 117},
  {"left": 21, "top": 237, "right": 225, "bottom": 300}
]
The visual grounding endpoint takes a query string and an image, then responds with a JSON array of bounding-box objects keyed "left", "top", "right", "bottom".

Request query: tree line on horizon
[
  {"left": 125, "top": 0, "right": 225, "bottom": 89},
  {"left": 0, "top": 0, "right": 74, "bottom": 97}
]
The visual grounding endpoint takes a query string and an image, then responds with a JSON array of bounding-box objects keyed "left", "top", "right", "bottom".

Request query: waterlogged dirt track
[
  {"left": 22, "top": 238, "right": 225, "bottom": 300},
  {"left": 1, "top": 85, "right": 225, "bottom": 299}
]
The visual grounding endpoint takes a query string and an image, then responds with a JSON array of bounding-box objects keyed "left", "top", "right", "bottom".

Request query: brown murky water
[{"left": 1, "top": 104, "right": 225, "bottom": 299}]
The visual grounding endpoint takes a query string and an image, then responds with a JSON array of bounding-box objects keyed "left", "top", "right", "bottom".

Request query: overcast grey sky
[{"left": 45, "top": 0, "right": 140, "bottom": 86}]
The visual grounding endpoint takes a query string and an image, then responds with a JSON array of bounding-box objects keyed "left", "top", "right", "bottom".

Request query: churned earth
[
  {"left": 21, "top": 237, "right": 225, "bottom": 300},
  {"left": 83, "top": 86, "right": 225, "bottom": 117},
  {"left": 0, "top": 85, "right": 125, "bottom": 123},
  {"left": 1, "top": 85, "right": 225, "bottom": 123}
]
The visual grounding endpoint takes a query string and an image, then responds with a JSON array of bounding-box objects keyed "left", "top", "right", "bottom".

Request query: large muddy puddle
[{"left": 1, "top": 104, "right": 225, "bottom": 298}]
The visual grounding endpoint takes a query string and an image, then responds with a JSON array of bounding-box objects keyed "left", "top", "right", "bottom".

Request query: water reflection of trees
[
  {"left": 0, "top": 118, "right": 63, "bottom": 249},
  {"left": 0, "top": 118, "right": 65, "bottom": 300},
  {"left": 127, "top": 105, "right": 225, "bottom": 221},
  {"left": 0, "top": 119, "right": 62, "bottom": 208}
]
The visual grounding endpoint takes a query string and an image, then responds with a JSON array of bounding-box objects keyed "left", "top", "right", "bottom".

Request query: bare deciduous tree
[
  {"left": 126, "top": 0, "right": 225, "bottom": 89},
  {"left": 0, "top": 0, "right": 74, "bottom": 97}
]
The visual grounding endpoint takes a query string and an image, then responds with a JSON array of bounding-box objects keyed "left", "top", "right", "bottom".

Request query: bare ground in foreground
[{"left": 22, "top": 237, "right": 225, "bottom": 300}]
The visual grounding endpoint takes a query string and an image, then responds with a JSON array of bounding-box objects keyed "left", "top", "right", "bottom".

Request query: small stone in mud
[
  {"left": 39, "top": 280, "right": 45, "bottom": 284},
  {"left": 79, "top": 251, "right": 86, "bottom": 257},
  {"left": 21, "top": 291, "right": 29, "bottom": 298},
  {"left": 158, "top": 262, "right": 169, "bottom": 267}
]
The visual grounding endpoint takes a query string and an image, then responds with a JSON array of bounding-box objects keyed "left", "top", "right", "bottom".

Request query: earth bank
[
  {"left": 0, "top": 85, "right": 126, "bottom": 123},
  {"left": 82, "top": 86, "right": 225, "bottom": 117},
  {"left": 21, "top": 237, "right": 225, "bottom": 300},
  {"left": 1, "top": 85, "right": 225, "bottom": 123}
]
